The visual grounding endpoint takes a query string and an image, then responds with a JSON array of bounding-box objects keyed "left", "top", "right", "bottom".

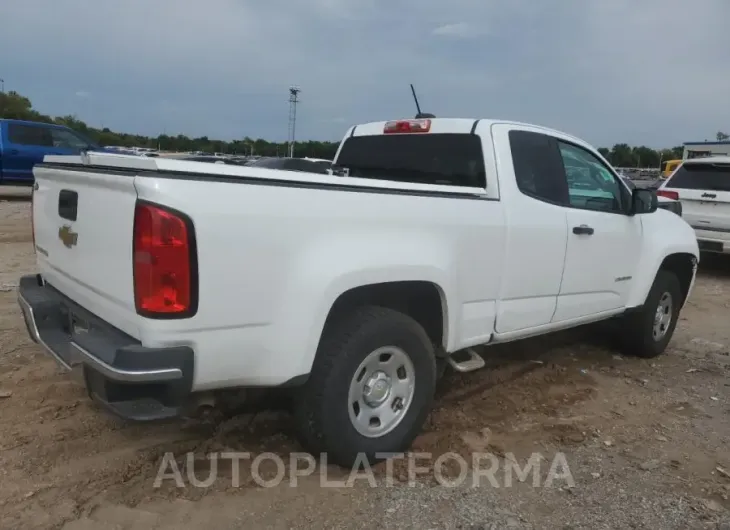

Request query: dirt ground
[{"left": 1, "top": 194, "right": 729, "bottom": 529}]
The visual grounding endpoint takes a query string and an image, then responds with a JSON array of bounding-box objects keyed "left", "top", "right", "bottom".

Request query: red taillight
[
  {"left": 133, "top": 202, "right": 197, "bottom": 317},
  {"left": 657, "top": 190, "right": 679, "bottom": 200},
  {"left": 383, "top": 119, "right": 431, "bottom": 134}
]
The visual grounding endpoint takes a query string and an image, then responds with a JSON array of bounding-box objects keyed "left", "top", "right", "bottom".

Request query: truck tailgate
[{"left": 32, "top": 162, "right": 140, "bottom": 337}]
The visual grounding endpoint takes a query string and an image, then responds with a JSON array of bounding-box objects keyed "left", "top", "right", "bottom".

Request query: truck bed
[{"left": 32, "top": 152, "right": 500, "bottom": 390}]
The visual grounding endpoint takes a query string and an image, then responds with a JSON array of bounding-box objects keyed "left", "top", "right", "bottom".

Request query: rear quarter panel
[{"left": 134, "top": 175, "right": 506, "bottom": 390}]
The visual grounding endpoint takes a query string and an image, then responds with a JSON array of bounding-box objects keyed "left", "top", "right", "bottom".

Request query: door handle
[
  {"left": 573, "top": 225, "right": 594, "bottom": 235},
  {"left": 9, "top": 149, "right": 19, "bottom": 155}
]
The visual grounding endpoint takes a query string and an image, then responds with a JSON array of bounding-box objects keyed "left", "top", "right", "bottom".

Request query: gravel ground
[{"left": 0, "top": 196, "right": 729, "bottom": 529}]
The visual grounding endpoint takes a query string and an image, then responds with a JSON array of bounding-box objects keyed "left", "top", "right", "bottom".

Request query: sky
[{"left": 1, "top": 0, "right": 729, "bottom": 148}]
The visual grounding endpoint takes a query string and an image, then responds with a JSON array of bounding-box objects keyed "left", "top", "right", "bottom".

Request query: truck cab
[{"left": 0, "top": 119, "right": 102, "bottom": 185}]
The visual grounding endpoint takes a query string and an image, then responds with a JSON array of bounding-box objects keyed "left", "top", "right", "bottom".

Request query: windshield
[
  {"left": 666, "top": 163, "right": 730, "bottom": 192},
  {"left": 335, "top": 133, "right": 486, "bottom": 187}
]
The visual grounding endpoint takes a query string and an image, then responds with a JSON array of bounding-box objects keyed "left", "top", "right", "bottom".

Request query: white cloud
[{"left": 432, "top": 22, "right": 480, "bottom": 39}]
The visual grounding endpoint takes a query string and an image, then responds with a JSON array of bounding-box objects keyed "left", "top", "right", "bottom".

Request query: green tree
[
  {"left": 633, "top": 146, "right": 660, "bottom": 168},
  {"left": 610, "top": 144, "right": 635, "bottom": 167},
  {"left": 0, "top": 89, "right": 677, "bottom": 166}
]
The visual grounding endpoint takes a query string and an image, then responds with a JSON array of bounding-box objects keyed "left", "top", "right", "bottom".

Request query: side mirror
[{"left": 631, "top": 188, "right": 658, "bottom": 215}]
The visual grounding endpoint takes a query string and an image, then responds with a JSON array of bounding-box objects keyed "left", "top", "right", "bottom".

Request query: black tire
[
  {"left": 621, "top": 270, "right": 682, "bottom": 358},
  {"left": 292, "top": 305, "right": 437, "bottom": 468}
]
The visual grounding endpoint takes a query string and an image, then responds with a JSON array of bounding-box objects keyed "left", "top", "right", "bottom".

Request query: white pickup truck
[{"left": 18, "top": 117, "right": 699, "bottom": 467}]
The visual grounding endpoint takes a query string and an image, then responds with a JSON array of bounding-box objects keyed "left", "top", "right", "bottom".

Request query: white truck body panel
[
  {"left": 133, "top": 174, "right": 504, "bottom": 389},
  {"left": 28, "top": 120, "right": 699, "bottom": 394}
]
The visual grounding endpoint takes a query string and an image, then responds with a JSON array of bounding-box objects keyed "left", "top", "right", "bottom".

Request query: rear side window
[
  {"left": 7, "top": 123, "right": 53, "bottom": 147},
  {"left": 667, "top": 163, "right": 730, "bottom": 191},
  {"left": 335, "top": 133, "right": 486, "bottom": 188},
  {"left": 508, "top": 130, "right": 568, "bottom": 204}
]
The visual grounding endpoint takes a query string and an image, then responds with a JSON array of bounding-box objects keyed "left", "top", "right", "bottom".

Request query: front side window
[
  {"left": 50, "top": 128, "right": 91, "bottom": 149},
  {"left": 558, "top": 142, "right": 626, "bottom": 213}
]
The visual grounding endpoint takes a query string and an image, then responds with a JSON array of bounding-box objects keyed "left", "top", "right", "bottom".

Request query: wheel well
[
  {"left": 324, "top": 281, "right": 446, "bottom": 348},
  {"left": 659, "top": 253, "right": 696, "bottom": 306}
]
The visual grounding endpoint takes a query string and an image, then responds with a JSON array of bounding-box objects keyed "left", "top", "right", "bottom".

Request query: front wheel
[
  {"left": 292, "top": 306, "right": 437, "bottom": 467},
  {"left": 621, "top": 270, "right": 682, "bottom": 358}
]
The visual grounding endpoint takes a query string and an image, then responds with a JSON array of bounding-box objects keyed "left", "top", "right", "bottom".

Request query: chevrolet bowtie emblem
[{"left": 58, "top": 225, "right": 78, "bottom": 248}]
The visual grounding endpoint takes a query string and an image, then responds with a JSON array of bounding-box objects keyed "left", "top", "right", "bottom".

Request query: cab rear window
[
  {"left": 335, "top": 133, "right": 486, "bottom": 188},
  {"left": 667, "top": 163, "right": 730, "bottom": 191}
]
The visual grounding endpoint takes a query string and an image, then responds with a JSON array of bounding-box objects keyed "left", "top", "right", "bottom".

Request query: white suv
[{"left": 658, "top": 157, "right": 730, "bottom": 254}]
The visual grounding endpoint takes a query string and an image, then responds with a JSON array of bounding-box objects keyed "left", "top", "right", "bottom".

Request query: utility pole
[
  {"left": 287, "top": 86, "right": 300, "bottom": 158},
  {"left": 0, "top": 78, "right": 4, "bottom": 93}
]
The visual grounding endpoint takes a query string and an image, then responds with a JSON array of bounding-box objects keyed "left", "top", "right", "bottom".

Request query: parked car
[
  {"left": 245, "top": 156, "right": 332, "bottom": 174},
  {"left": 657, "top": 156, "right": 730, "bottom": 254},
  {"left": 18, "top": 117, "right": 698, "bottom": 467},
  {"left": 0, "top": 119, "right": 110, "bottom": 185}
]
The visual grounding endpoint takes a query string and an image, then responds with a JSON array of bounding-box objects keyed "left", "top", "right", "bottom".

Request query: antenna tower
[{"left": 287, "top": 86, "right": 301, "bottom": 158}]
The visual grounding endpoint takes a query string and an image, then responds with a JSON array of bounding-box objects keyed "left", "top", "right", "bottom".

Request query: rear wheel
[
  {"left": 292, "top": 306, "right": 437, "bottom": 467},
  {"left": 621, "top": 270, "right": 682, "bottom": 358}
]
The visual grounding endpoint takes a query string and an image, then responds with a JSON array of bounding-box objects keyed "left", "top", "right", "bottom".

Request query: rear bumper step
[{"left": 17, "top": 274, "right": 194, "bottom": 421}]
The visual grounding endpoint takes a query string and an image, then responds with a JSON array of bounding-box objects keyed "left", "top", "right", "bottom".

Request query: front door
[{"left": 552, "top": 140, "right": 643, "bottom": 322}]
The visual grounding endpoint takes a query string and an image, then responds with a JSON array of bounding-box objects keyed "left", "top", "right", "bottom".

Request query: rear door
[
  {"left": 661, "top": 161, "right": 730, "bottom": 250},
  {"left": 1, "top": 122, "right": 55, "bottom": 183},
  {"left": 490, "top": 125, "right": 569, "bottom": 333},
  {"left": 32, "top": 159, "right": 142, "bottom": 337}
]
